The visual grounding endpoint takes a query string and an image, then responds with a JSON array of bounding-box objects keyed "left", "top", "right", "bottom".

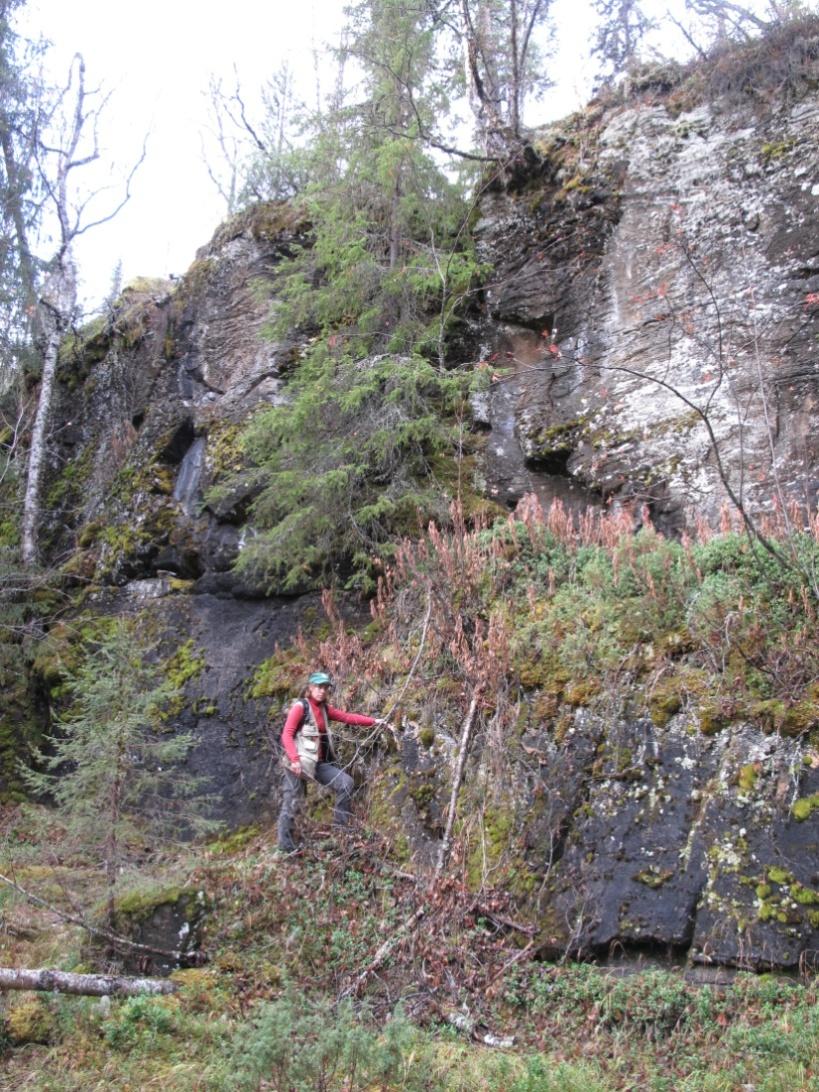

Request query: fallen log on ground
[{"left": 0, "top": 967, "right": 177, "bottom": 996}]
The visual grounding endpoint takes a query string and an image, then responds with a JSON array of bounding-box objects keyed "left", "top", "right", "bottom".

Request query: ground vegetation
[{"left": 3, "top": 822, "right": 819, "bottom": 1090}]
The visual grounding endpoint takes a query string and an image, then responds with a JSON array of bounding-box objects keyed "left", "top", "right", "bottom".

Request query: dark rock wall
[
  {"left": 151, "top": 591, "right": 322, "bottom": 828},
  {"left": 36, "top": 205, "right": 311, "bottom": 828}
]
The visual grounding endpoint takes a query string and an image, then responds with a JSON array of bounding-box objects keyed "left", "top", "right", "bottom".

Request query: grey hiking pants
[{"left": 277, "top": 761, "right": 354, "bottom": 851}]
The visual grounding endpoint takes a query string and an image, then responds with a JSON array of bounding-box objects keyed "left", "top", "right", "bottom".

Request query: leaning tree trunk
[
  {"left": 435, "top": 685, "right": 484, "bottom": 877},
  {"left": 20, "top": 312, "right": 64, "bottom": 567},
  {"left": 0, "top": 967, "right": 176, "bottom": 997}
]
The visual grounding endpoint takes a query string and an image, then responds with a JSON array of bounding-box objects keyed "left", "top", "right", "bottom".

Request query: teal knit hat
[{"left": 308, "top": 671, "right": 333, "bottom": 687}]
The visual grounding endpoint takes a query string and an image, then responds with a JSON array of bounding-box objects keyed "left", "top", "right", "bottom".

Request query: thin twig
[{"left": 0, "top": 871, "right": 192, "bottom": 964}]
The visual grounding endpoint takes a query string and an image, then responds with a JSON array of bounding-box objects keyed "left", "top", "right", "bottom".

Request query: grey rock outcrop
[
  {"left": 474, "top": 76, "right": 819, "bottom": 530},
  {"left": 45, "top": 204, "right": 306, "bottom": 590}
]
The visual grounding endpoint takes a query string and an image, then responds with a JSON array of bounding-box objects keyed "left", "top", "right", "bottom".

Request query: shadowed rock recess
[{"left": 28, "top": 55, "right": 819, "bottom": 973}]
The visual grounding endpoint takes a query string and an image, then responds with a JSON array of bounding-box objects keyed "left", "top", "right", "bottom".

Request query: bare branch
[
  {"left": 72, "top": 136, "right": 147, "bottom": 237},
  {"left": 435, "top": 685, "right": 485, "bottom": 877},
  {"left": 22, "top": 51, "right": 148, "bottom": 565},
  {"left": 0, "top": 869, "right": 194, "bottom": 965}
]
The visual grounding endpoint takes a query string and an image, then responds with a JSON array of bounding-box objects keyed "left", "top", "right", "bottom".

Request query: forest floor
[{"left": 2, "top": 816, "right": 818, "bottom": 1091}]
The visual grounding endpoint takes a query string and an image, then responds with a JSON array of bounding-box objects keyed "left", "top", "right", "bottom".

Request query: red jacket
[{"left": 281, "top": 697, "right": 375, "bottom": 764}]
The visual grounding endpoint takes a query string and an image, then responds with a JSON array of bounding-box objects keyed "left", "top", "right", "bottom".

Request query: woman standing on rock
[{"left": 276, "top": 671, "right": 385, "bottom": 854}]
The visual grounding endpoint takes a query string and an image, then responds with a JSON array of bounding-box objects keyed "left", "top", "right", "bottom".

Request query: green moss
[
  {"left": 45, "top": 445, "right": 95, "bottom": 511},
  {"left": 164, "top": 638, "right": 206, "bottom": 690},
  {"left": 248, "top": 645, "right": 305, "bottom": 701},
  {"left": 114, "top": 884, "right": 184, "bottom": 919},
  {"left": 168, "top": 966, "right": 228, "bottom": 1012},
  {"left": 418, "top": 726, "right": 436, "bottom": 748},
  {"left": 0, "top": 517, "right": 19, "bottom": 547},
  {"left": 698, "top": 699, "right": 731, "bottom": 736},
  {"left": 160, "top": 638, "right": 206, "bottom": 718},
  {"left": 99, "top": 521, "right": 150, "bottom": 562},
  {"left": 768, "top": 866, "right": 793, "bottom": 885},
  {"left": 514, "top": 654, "right": 569, "bottom": 696},
  {"left": 60, "top": 547, "right": 99, "bottom": 584},
  {"left": 208, "top": 826, "right": 260, "bottom": 855},
  {"left": 648, "top": 678, "right": 684, "bottom": 727},
  {"left": 408, "top": 776, "right": 437, "bottom": 812},
  {"left": 168, "top": 257, "right": 217, "bottom": 317},
  {"left": 748, "top": 699, "right": 787, "bottom": 733},
  {"left": 760, "top": 138, "right": 795, "bottom": 162},
  {"left": 634, "top": 867, "right": 674, "bottom": 888},
  {"left": 57, "top": 315, "right": 108, "bottom": 388},
  {"left": 113, "top": 884, "right": 205, "bottom": 928},
  {"left": 365, "top": 770, "right": 412, "bottom": 864},
  {"left": 530, "top": 417, "right": 589, "bottom": 458},
  {"left": 781, "top": 701, "right": 819, "bottom": 737},
  {"left": 77, "top": 521, "right": 103, "bottom": 548},
  {"left": 206, "top": 420, "right": 246, "bottom": 482},
  {"left": 564, "top": 678, "right": 600, "bottom": 707},
  {"left": 753, "top": 868, "right": 819, "bottom": 926},
  {"left": 106, "top": 282, "right": 168, "bottom": 349},
  {"left": 31, "top": 621, "right": 78, "bottom": 686},
  {"left": 790, "top": 882, "right": 819, "bottom": 906},
  {"left": 111, "top": 456, "right": 176, "bottom": 504},
  {"left": 737, "top": 764, "right": 758, "bottom": 793},
  {"left": 791, "top": 794, "right": 819, "bottom": 822},
  {"left": 6, "top": 997, "right": 56, "bottom": 1044},
  {"left": 204, "top": 201, "right": 307, "bottom": 251},
  {"left": 465, "top": 804, "right": 517, "bottom": 891},
  {"left": 122, "top": 276, "right": 171, "bottom": 296}
]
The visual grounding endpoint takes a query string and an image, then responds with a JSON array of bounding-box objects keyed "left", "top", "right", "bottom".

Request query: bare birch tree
[
  {"left": 202, "top": 61, "right": 306, "bottom": 215},
  {"left": 457, "top": 0, "right": 554, "bottom": 154},
  {"left": 20, "top": 53, "right": 143, "bottom": 567}
]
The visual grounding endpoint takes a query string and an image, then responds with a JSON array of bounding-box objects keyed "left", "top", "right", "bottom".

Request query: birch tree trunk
[
  {"left": 0, "top": 967, "right": 176, "bottom": 997},
  {"left": 19, "top": 56, "right": 85, "bottom": 568},
  {"left": 21, "top": 53, "right": 142, "bottom": 566},
  {"left": 20, "top": 309, "right": 66, "bottom": 566}
]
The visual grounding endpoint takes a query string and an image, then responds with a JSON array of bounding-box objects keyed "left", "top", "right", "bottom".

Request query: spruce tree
[
  {"left": 222, "top": 0, "right": 483, "bottom": 593},
  {"left": 0, "top": 0, "right": 43, "bottom": 388},
  {"left": 22, "top": 619, "right": 216, "bottom": 927}
]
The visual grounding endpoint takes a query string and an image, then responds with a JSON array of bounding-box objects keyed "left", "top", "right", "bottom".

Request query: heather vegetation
[{"left": 350, "top": 498, "right": 819, "bottom": 746}]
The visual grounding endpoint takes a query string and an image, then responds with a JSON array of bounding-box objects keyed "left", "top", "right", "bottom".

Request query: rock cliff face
[
  {"left": 45, "top": 204, "right": 307, "bottom": 592},
  {"left": 474, "top": 72, "right": 819, "bottom": 531},
  {"left": 28, "top": 58, "right": 819, "bottom": 972},
  {"left": 34, "top": 205, "right": 314, "bottom": 827}
]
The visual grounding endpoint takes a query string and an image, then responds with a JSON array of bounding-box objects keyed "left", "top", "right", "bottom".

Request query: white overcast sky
[{"left": 16, "top": 0, "right": 602, "bottom": 313}]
